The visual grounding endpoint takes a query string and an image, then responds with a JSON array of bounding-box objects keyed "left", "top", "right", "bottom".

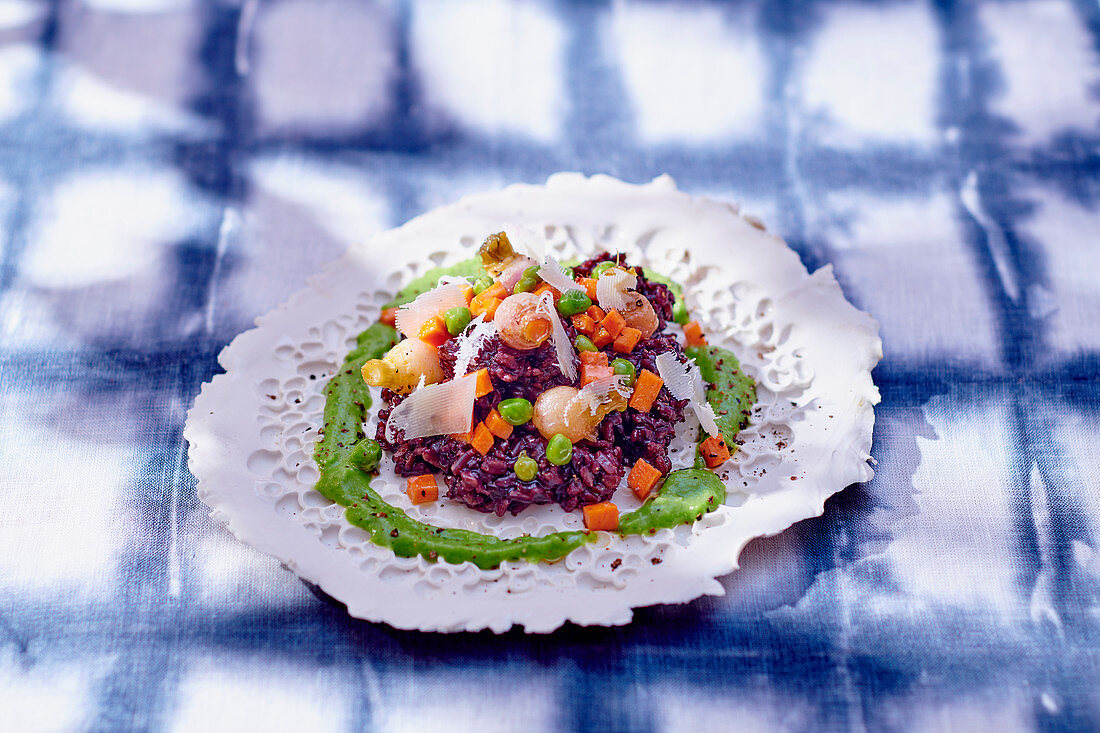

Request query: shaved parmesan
[
  {"left": 536, "top": 291, "right": 577, "bottom": 381},
  {"left": 504, "top": 223, "right": 546, "bottom": 261},
  {"left": 436, "top": 274, "right": 472, "bottom": 288},
  {"left": 575, "top": 374, "right": 629, "bottom": 416},
  {"left": 655, "top": 351, "right": 720, "bottom": 437},
  {"left": 385, "top": 373, "right": 476, "bottom": 440},
  {"left": 537, "top": 254, "right": 577, "bottom": 294},
  {"left": 655, "top": 351, "right": 695, "bottom": 400},
  {"left": 595, "top": 268, "right": 637, "bottom": 312},
  {"left": 394, "top": 283, "right": 468, "bottom": 339},
  {"left": 452, "top": 315, "right": 496, "bottom": 377}
]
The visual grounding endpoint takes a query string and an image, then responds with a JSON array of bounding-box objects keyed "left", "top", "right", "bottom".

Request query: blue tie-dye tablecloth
[{"left": 3, "top": 0, "right": 1100, "bottom": 730}]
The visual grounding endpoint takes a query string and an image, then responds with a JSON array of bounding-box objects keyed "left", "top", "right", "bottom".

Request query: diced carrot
[
  {"left": 471, "top": 423, "right": 494, "bottom": 456},
  {"left": 578, "top": 277, "right": 598, "bottom": 300},
  {"left": 591, "top": 327, "right": 614, "bottom": 349},
  {"left": 380, "top": 307, "right": 398, "bottom": 327},
  {"left": 600, "top": 310, "right": 626, "bottom": 339},
  {"left": 583, "top": 502, "right": 619, "bottom": 531},
  {"left": 473, "top": 368, "right": 493, "bottom": 398},
  {"left": 484, "top": 408, "right": 513, "bottom": 439},
  {"left": 532, "top": 283, "right": 559, "bottom": 300},
  {"left": 578, "top": 350, "right": 608, "bottom": 367},
  {"left": 470, "top": 290, "right": 503, "bottom": 321},
  {"left": 571, "top": 313, "right": 596, "bottom": 336},
  {"left": 581, "top": 363, "right": 614, "bottom": 387},
  {"left": 406, "top": 475, "right": 439, "bottom": 505},
  {"left": 482, "top": 282, "right": 507, "bottom": 300},
  {"left": 627, "top": 459, "right": 663, "bottom": 500},
  {"left": 700, "top": 433, "right": 731, "bottom": 468},
  {"left": 461, "top": 285, "right": 474, "bottom": 305},
  {"left": 628, "top": 369, "right": 663, "bottom": 412},
  {"left": 683, "top": 320, "right": 707, "bottom": 347},
  {"left": 613, "top": 326, "right": 642, "bottom": 354},
  {"left": 419, "top": 315, "right": 452, "bottom": 347},
  {"left": 586, "top": 305, "right": 606, "bottom": 321}
]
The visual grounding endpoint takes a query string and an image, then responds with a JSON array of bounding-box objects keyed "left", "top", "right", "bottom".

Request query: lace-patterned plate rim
[{"left": 185, "top": 173, "right": 882, "bottom": 633}]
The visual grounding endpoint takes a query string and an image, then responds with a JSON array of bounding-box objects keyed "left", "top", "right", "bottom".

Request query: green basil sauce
[
  {"left": 686, "top": 344, "right": 757, "bottom": 440},
  {"left": 312, "top": 263, "right": 752, "bottom": 569}
]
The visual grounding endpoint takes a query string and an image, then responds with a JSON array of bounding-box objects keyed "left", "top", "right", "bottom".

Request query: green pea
[
  {"left": 444, "top": 306, "right": 473, "bottom": 336},
  {"left": 472, "top": 275, "right": 494, "bottom": 295},
  {"left": 574, "top": 335, "right": 597, "bottom": 353},
  {"left": 497, "top": 397, "right": 533, "bottom": 425},
  {"left": 514, "top": 452, "right": 538, "bottom": 482},
  {"left": 591, "top": 261, "right": 615, "bottom": 278},
  {"left": 672, "top": 299, "right": 689, "bottom": 325},
  {"left": 611, "top": 358, "right": 637, "bottom": 386},
  {"left": 349, "top": 438, "right": 382, "bottom": 473},
  {"left": 513, "top": 266, "right": 541, "bottom": 294},
  {"left": 556, "top": 288, "right": 592, "bottom": 317},
  {"left": 546, "top": 433, "right": 573, "bottom": 466}
]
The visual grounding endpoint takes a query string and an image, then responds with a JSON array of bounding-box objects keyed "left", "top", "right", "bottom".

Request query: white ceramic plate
[{"left": 185, "top": 173, "right": 882, "bottom": 633}]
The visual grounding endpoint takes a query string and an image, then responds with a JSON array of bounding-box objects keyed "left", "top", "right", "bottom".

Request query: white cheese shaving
[
  {"left": 393, "top": 283, "right": 468, "bottom": 339},
  {"left": 452, "top": 315, "right": 496, "bottom": 377},
  {"left": 385, "top": 372, "right": 476, "bottom": 440},
  {"left": 595, "top": 268, "right": 637, "bottom": 312},
  {"left": 536, "top": 291, "right": 577, "bottom": 381},
  {"left": 537, "top": 254, "right": 577, "bottom": 294},
  {"left": 574, "top": 374, "right": 629, "bottom": 416},
  {"left": 436, "top": 274, "right": 471, "bottom": 288},
  {"left": 503, "top": 223, "right": 546, "bottom": 261},
  {"left": 655, "top": 351, "right": 720, "bottom": 437}
]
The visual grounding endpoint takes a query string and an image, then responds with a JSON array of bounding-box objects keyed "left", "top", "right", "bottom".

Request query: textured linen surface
[{"left": 2, "top": 0, "right": 1100, "bottom": 731}]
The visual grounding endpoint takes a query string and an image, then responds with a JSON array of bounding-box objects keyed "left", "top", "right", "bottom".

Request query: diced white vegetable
[
  {"left": 452, "top": 315, "right": 496, "bottom": 377},
  {"left": 385, "top": 373, "right": 477, "bottom": 440},
  {"left": 655, "top": 351, "right": 720, "bottom": 436},
  {"left": 536, "top": 291, "right": 577, "bottom": 381},
  {"left": 595, "top": 268, "right": 637, "bottom": 312},
  {"left": 537, "top": 254, "right": 577, "bottom": 294},
  {"left": 394, "top": 283, "right": 468, "bottom": 339}
]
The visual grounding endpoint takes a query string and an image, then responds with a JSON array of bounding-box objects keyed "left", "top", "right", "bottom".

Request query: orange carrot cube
[
  {"left": 470, "top": 292, "right": 503, "bottom": 321},
  {"left": 571, "top": 313, "right": 596, "bottom": 336},
  {"left": 578, "top": 350, "right": 608, "bottom": 367},
  {"left": 583, "top": 502, "right": 619, "bottom": 531},
  {"left": 419, "top": 315, "right": 452, "bottom": 347},
  {"left": 581, "top": 363, "right": 614, "bottom": 387},
  {"left": 471, "top": 423, "right": 494, "bottom": 456},
  {"left": 591, "top": 327, "right": 614, "bottom": 349},
  {"left": 600, "top": 310, "right": 626, "bottom": 338},
  {"left": 627, "top": 459, "right": 663, "bottom": 500},
  {"left": 380, "top": 307, "right": 398, "bottom": 327},
  {"left": 700, "top": 434, "right": 731, "bottom": 468},
  {"left": 612, "top": 326, "right": 642, "bottom": 353},
  {"left": 482, "top": 282, "right": 507, "bottom": 300},
  {"left": 484, "top": 408, "right": 513, "bottom": 439},
  {"left": 683, "top": 320, "right": 707, "bottom": 347},
  {"left": 461, "top": 285, "right": 474, "bottom": 305},
  {"left": 473, "top": 368, "right": 493, "bottom": 398},
  {"left": 532, "top": 283, "right": 559, "bottom": 300},
  {"left": 406, "top": 475, "right": 439, "bottom": 504},
  {"left": 628, "top": 369, "right": 663, "bottom": 412},
  {"left": 586, "top": 305, "right": 606, "bottom": 321},
  {"left": 579, "top": 277, "right": 598, "bottom": 300}
]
